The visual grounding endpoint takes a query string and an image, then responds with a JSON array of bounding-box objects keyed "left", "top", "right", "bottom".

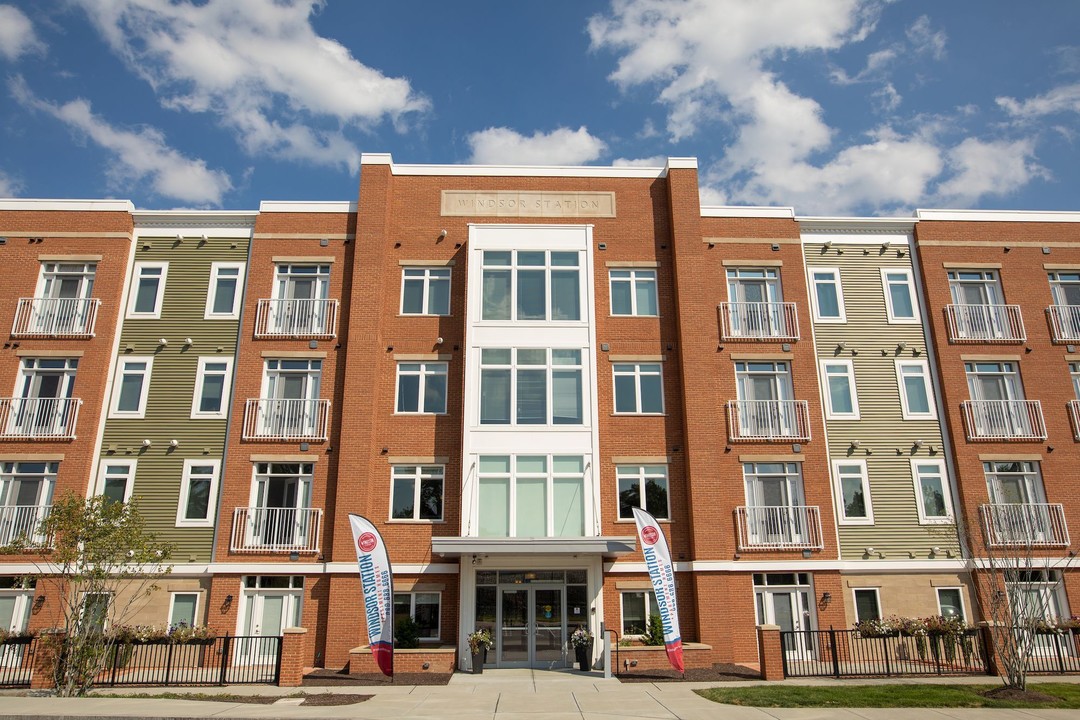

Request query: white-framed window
[
  {"left": 612, "top": 363, "right": 664, "bottom": 414},
  {"left": 401, "top": 267, "right": 451, "bottom": 316},
  {"left": 37, "top": 261, "right": 96, "bottom": 299},
  {"left": 948, "top": 269, "right": 1003, "bottom": 306},
  {"left": 1071, "top": 362, "right": 1080, "bottom": 398},
  {"left": 0, "top": 461, "right": 56, "bottom": 545},
  {"left": 191, "top": 357, "right": 233, "bottom": 419},
  {"left": 395, "top": 362, "right": 447, "bottom": 414},
  {"left": 479, "top": 348, "right": 583, "bottom": 425},
  {"left": 853, "top": 588, "right": 881, "bottom": 623},
  {"left": 109, "top": 356, "right": 153, "bottom": 418},
  {"left": 983, "top": 460, "right": 1046, "bottom": 505},
  {"left": 743, "top": 462, "right": 804, "bottom": 509},
  {"left": 480, "top": 249, "right": 582, "bottom": 322},
  {"left": 390, "top": 465, "right": 444, "bottom": 521},
  {"left": 820, "top": 359, "right": 859, "bottom": 419},
  {"left": 169, "top": 592, "right": 199, "bottom": 627},
  {"left": 809, "top": 267, "right": 845, "bottom": 322},
  {"left": 176, "top": 459, "right": 219, "bottom": 527},
  {"left": 881, "top": 268, "right": 919, "bottom": 323},
  {"left": 80, "top": 591, "right": 112, "bottom": 633},
  {"left": 273, "top": 263, "right": 330, "bottom": 302},
  {"left": 393, "top": 591, "right": 441, "bottom": 641},
  {"left": 609, "top": 269, "right": 658, "bottom": 316},
  {"left": 1049, "top": 271, "right": 1080, "bottom": 307},
  {"left": 965, "top": 361, "right": 1024, "bottom": 401},
  {"left": 616, "top": 465, "right": 669, "bottom": 520},
  {"left": 97, "top": 460, "right": 135, "bottom": 504},
  {"left": 896, "top": 360, "right": 936, "bottom": 419},
  {"left": 833, "top": 459, "right": 873, "bottom": 524},
  {"left": 127, "top": 262, "right": 168, "bottom": 318},
  {"left": 13, "top": 357, "right": 79, "bottom": 437},
  {"left": 621, "top": 590, "right": 658, "bottom": 637},
  {"left": 205, "top": 262, "right": 245, "bottom": 319},
  {"left": 477, "top": 455, "right": 586, "bottom": 538},
  {"left": 936, "top": 588, "right": 965, "bottom": 620},
  {"left": 911, "top": 459, "right": 953, "bottom": 524}
]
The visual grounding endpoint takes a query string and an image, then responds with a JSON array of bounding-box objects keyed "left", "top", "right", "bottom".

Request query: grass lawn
[{"left": 695, "top": 683, "right": 1080, "bottom": 709}]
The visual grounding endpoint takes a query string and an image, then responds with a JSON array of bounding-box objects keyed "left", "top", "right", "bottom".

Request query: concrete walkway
[{"left": 0, "top": 670, "right": 1077, "bottom": 719}]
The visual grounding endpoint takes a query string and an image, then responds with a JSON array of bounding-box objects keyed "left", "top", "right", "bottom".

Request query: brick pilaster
[
  {"left": 277, "top": 627, "right": 309, "bottom": 687},
  {"left": 757, "top": 624, "right": 784, "bottom": 680}
]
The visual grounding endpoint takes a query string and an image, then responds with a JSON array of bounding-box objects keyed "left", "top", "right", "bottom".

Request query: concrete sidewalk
[{"left": 0, "top": 670, "right": 1076, "bottom": 720}]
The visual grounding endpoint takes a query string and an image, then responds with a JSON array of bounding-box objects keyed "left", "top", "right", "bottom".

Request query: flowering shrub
[
  {"left": 853, "top": 617, "right": 898, "bottom": 637},
  {"left": 569, "top": 626, "right": 593, "bottom": 648},
  {"left": 467, "top": 629, "right": 493, "bottom": 652},
  {"left": 167, "top": 622, "right": 216, "bottom": 643},
  {"left": 0, "top": 628, "right": 34, "bottom": 643},
  {"left": 107, "top": 623, "right": 216, "bottom": 644},
  {"left": 855, "top": 615, "right": 972, "bottom": 638}
]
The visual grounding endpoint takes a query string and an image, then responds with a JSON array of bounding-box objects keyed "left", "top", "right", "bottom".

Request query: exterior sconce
[
  {"left": 849, "top": 440, "right": 861, "bottom": 450},
  {"left": 821, "top": 592, "right": 832, "bottom": 606}
]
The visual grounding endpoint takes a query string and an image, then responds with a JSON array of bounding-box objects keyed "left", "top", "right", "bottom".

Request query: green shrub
[
  {"left": 395, "top": 615, "right": 421, "bottom": 649},
  {"left": 642, "top": 614, "right": 665, "bottom": 646}
]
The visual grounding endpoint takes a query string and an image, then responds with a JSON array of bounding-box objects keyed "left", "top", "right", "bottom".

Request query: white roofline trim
[
  {"left": 916, "top": 209, "right": 1080, "bottom": 223},
  {"left": 359, "top": 152, "right": 689, "bottom": 179},
  {"left": 259, "top": 201, "right": 356, "bottom": 213},
  {"left": 0, "top": 199, "right": 134, "bottom": 212},
  {"left": 701, "top": 206, "right": 795, "bottom": 219}
]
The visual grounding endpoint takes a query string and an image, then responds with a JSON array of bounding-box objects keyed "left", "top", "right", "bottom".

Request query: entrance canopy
[{"left": 431, "top": 536, "right": 636, "bottom": 559}]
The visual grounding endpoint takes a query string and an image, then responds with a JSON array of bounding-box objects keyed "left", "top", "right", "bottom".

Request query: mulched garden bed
[
  {"left": 618, "top": 663, "right": 761, "bottom": 683},
  {"left": 302, "top": 667, "right": 452, "bottom": 686},
  {"left": 981, "top": 686, "right": 1062, "bottom": 704},
  {"left": 299, "top": 693, "right": 372, "bottom": 706}
]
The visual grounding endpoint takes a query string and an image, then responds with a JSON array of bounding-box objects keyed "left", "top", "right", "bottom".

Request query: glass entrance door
[{"left": 498, "top": 586, "right": 567, "bottom": 668}]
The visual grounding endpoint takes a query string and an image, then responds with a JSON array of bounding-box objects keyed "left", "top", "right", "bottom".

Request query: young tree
[{"left": 4, "top": 492, "right": 172, "bottom": 696}]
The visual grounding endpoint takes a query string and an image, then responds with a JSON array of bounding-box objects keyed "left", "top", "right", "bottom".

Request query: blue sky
[{"left": 1, "top": 1, "right": 1078, "bottom": 215}]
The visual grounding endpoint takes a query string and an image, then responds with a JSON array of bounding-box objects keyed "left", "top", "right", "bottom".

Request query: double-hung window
[
  {"left": 396, "top": 362, "right": 447, "bottom": 414},
  {"left": 176, "top": 459, "right": 219, "bottom": 527},
  {"left": 616, "top": 465, "right": 669, "bottom": 520},
  {"left": 896, "top": 360, "right": 935, "bottom": 419},
  {"left": 612, "top": 363, "right": 663, "bottom": 414},
  {"left": 127, "top": 262, "right": 168, "bottom": 318},
  {"left": 97, "top": 460, "right": 134, "bottom": 504},
  {"left": 609, "top": 269, "right": 657, "bottom": 316},
  {"left": 809, "top": 267, "right": 845, "bottom": 322},
  {"left": 911, "top": 459, "right": 953, "bottom": 523},
  {"left": 110, "top": 357, "right": 153, "bottom": 418},
  {"left": 881, "top": 268, "right": 918, "bottom": 323},
  {"left": 191, "top": 357, "right": 233, "bottom": 419},
  {"left": 394, "top": 592, "right": 440, "bottom": 641},
  {"left": 820, "top": 360, "right": 858, "bottom": 419},
  {"left": 205, "top": 262, "right": 244, "bottom": 319},
  {"left": 390, "top": 465, "right": 444, "bottom": 521},
  {"left": 853, "top": 589, "right": 881, "bottom": 623},
  {"left": 479, "top": 348, "right": 582, "bottom": 425},
  {"left": 401, "top": 267, "right": 451, "bottom": 316},
  {"left": 481, "top": 250, "right": 581, "bottom": 321},
  {"left": 477, "top": 455, "right": 586, "bottom": 538},
  {"left": 833, "top": 459, "right": 872, "bottom": 524}
]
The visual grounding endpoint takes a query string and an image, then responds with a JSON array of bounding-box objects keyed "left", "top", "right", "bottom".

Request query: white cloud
[
  {"left": 997, "top": 83, "right": 1080, "bottom": 119},
  {"left": 467, "top": 127, "right": 607, "bottom": 165},
  {"left": 0, "top": 168, "right": 20, "bottom": 196},
  {"left": 10, "top": 76, "right": 232, "bottom": 205},
  {"left": 0, "top": 5, "right": 44, "bottom": 61},
  {"left": 72, "top": 0, "right": 429, "bottom": 169},
  {"left": 936, "top": 138, "right": 1049, "bottom": 206},
  {"left": 612, "top": 155, "right": 666, "bottom": 167},
  {"left": 905, "top": 15, "right": 946, "bottom": 61}
]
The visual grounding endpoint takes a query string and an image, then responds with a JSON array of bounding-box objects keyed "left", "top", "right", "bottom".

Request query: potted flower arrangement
[
  {"left": 0, "top": 628, "right": 34, "bottom": 645},
  {"left": 167, "top": 622, "right": 216, "bottom": 645},
  {"left": 569, "top": 626, "right": 594, "bottom": 671},
  {"left": 853, "top": 617, "right": 898, "bottom": 638},
  {"left": 467, "top": 629, "right": 493, "bottom": 674}
]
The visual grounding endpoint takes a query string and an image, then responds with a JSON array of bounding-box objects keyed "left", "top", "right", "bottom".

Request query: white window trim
[
  {"left": 895, "top": 359, "right": 937, "bottom": 420},
  {"left": 395, "top": 361, "right": 448, "bottom": 415},
  {"left": 109, "top": 356, "right": 154, "bottom": 418},
  {"left": 400, "top": 267, "right": 452, "bottom": 316},
  {"left": 96, "top": 459, "right": 136, "bottom": 503},
  {"left": 619, "top": 590, "right": 657, "bottom": 638},
  {"left": 615, "top": 465, "right": 671, "bottom": 521},
  {"left": 388, "top": 465, "right": 446, "bottom": 522},
  {"left": 204, "top": 262, "right": 245, "bottom": 320},
  {"left": 832, "top": 458, "right": 874, "bottom": 525},
  {"left": 612, "top": 363, "right": 665, "bottom": 415},
  {"left": 394, "top": 591, "right": 442, "bottom": 642},
  {"left": 810, "top": 267, "right": 846, "bottom": 323},
  {"left": 911, "top": 458, "right": 954, "bottom": 525},
  {"left": 935, "top": 587, "right": 966, "bottom": 621},
  {"left": 880, "top": 267, "right": 920, "bottom": 323},
  {"left": 820, "top": 359, "right": 860, "bottom": 419},
  {"left": 126, "top": 262, "right": 169, "bottom": 319},
  {"left": 176, "top": 459, "right": 220, "bottom": 528},
  {"left": 852, "top": 587, "right": 882, "bottom": 623},
  {"left": 168, "top": 591, "right": 201, "bottom": 626},
  {"left": 191, "top": 356, "right": 234, "bottom": 420},
  {"left": 609, "top": 268, "right": 659, "bottom": 317}
]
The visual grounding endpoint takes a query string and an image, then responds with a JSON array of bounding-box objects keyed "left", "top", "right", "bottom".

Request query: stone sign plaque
[{"left": 441, "top": 191, "right": 616, "bottom": 217}]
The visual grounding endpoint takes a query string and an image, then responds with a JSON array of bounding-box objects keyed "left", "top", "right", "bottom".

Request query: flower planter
[
  {"left": 574, "top": 642, "right": 593, "bottom": 671},
  {"left": 0, "top": 636, "right": 33, "bottom": 645},
  {"left": 470, "top": 649, "right": 485, "bottom": 674}
]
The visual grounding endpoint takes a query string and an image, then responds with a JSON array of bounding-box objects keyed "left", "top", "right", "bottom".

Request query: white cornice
[
  {"left": 359, "top": 152, "right": 677, "bottom": 179},
  {"left": 798, "top": 217, "right": 917, "bottom": 234},
  {"left": 133, "top": 210, "right": 258, "bottom": 232},
  {"left": 606, "top": 559, "right": 970, "bottom": 573},
  {"left": 0, "top": 198, "right": 134, "bottom": 212},
  {"left": 258, "top": 201, "right": 356, "bottom": 213},
  {"left": 916, "top": 209, "right": 1080, "bottom": 223},
  {"left": 701, "top": 206, "right": 795, "bottom": 219}
]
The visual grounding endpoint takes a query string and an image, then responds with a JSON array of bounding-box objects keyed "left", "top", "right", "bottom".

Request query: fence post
[
  {"left": 218, "top": 634, "right": 230, "bottom": 686},
  {"left": 829, "top": 627, "right": 840, "bottom": 678},
  {"left": 277, "top": 627, "right": 307, "bottom": 687},
  {"left": 29, "top": 629, "right": 63, "bottom": 690},
  {"left": 1053, "top": 632, "right": 1066, "bottom": 675},
  {"left": 757, "top": 624, "right": 785, "bottom": 680},
  {"left": 164, "top": 642, "right": 174, "bottom": 687}
]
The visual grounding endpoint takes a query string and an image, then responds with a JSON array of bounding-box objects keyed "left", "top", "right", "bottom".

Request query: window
[
  {"left": 80, "top": 592, "right": 111, "bottom": 633},
  {"left": 245, "top": 464, "right": 316, "bottom": 551},
  {"left": 127, "top": 262, "right": 168, "bottom": 318},
  {"left": 191, "top": 357, "right": 233, "bottom": 419},
  {"left": 881, "top": 268, "right": 918, "bottom": 323},
  {"left": 267, "top": 263, "right": 332, "bottom": 335},
  {"left": 964, "top": 361, "right": 1037, "bottom": 438},
  {"left": 169, "top": 592, "right": 199, "bottom": 627},
  {"left": 896, "top": 360, "right": 935, "bottom": 419},
  {"left": 984, "top": 461, "right": 1045, "bottom": 505},
  {"left": 396, "top": 362, "right": 447, "bottom": 414},
  {"left": 820, "top": 360, "right": 859, "bottom": 419},
  {"left": 912, "top": 459, "right": 953, "bottom": 523},
  {"left": 1049, "top": 271, "right": 1080, "bottom": 307},
  {"left": 949, "top": 269, "right": 1003, "bottom": 306},
  {"left": 401, "top": 267, "right": 451, "bottom": 316},
  {"left": 110, "top": 357, "right": 153, "bottom": 418},
  {"left": 13, "top": 357, "right": 79, "bottom": 437},
  {"left": 390, "top": 465, "right": 444, "bottom": 521},
  {"left": 743, "top": 462, "right": 804, "bottom": 509},
  {"left": 621, "top": 591, "right": 658, "bottom": 636},
  {"left": 394, "top": 592, "right": 440, "bottom": 641},
  {"left": 612, "top": 363, "right": 664, "bottom": 414},
  {"left": 937, "top": 588, "right": 965, "bottom": 620},
  {"left": 477, "top": 455, "right": 586, "bottom": 538},
  {"left": 833, "top": 459, "right": 872, "bottom": 524},
  {"left": 38, "top": 262, "right": 96, "bottom": 300},
  {"left": 176, "top": 459, "right": 219, "bottom": 527},
  {"left": 853, "top": 589, "right": 881, "bottom": 623},
  {"left": 732, "top": 361, "right": 804, "bottom": 439},
  {"left": 205, "top": 262, "right": 244, "bottom": 319},
  {"left": 810, "top": 267, "right": 845, "bottom": 322},
  {"left": 0, "top": 461, "right": 56, "bottom": 545},
  {"left": 724, "top": 267, "right": 792, "bottom": 338},
  {"left": 481, "top": 250, "right": 581, "bottom": 322},
  {"left": 616, "top": 465, "right": 669, "bottom": 520},
  {"left": 609, "top": 269, "right": 657, "bottom": 316},
  {"left": 31, "top": 262, "right": 97, "bottom": 334},
  {"left": 97, "top": 460, "right": 135, "bottom": 504},
  {"left": 1072, "top": 362, "right": 1080, "bottom": 398},
  {"left": 479, "top": 348, "right": 583, "bottom": 425}
]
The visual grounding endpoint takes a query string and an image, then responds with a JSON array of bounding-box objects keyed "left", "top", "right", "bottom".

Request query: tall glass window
[
  {"left": 481, "top": 250, "right": 581, "bottom": 321},
  {"left": 477, "top": 455, "right": 585, "bottom": 537},
  {"left": 479, "top": 348, "right": 583, "bottom": 425}
]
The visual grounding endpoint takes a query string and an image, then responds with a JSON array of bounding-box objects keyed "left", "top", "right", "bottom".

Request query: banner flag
[
  {"left": 349, "top": 514, "right": 394, "bottom": 677},
  {"left": 632, "top": 506, "right": 684, "bottom": 673}
]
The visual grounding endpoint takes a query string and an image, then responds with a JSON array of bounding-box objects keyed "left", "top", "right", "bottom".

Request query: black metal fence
[
  {"left": 1016, "top": 630, "right": 1080, "bottom": 674},
  {"left": 0, "top": 638, "right": 37, "bottom": 687},
  {"left": 781, "top": 629, "right": 988, "bottom": 678},
  {"left": 95, "top": 634, "right": 282, "bottom": 687}
]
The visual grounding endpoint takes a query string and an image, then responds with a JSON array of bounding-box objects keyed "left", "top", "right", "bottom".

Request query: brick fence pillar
[
  {"left": 979, "top": 621, "right": 1002, "bottom": 677},
  {"left": 29, "top": 630, "right": 63, "bottom": 690},
  {"left": 757, "top": 624, "right": 784, "bottom": 680},
  {"left": 277, "top": 627, "right": 309, "bottom": 687}
]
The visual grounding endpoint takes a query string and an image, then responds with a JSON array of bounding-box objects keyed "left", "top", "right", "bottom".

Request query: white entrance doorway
[
  {"left": 236, "top": 576, "right": 302, "bottom": 665},
  {"left": 754, "top": 572, "right": 815, "bottom": 659}
]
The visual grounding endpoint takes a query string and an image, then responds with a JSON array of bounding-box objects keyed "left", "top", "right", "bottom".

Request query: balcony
[
  {"left": 727, "top": 399, "right": 811, "bottom": 442},
  {"left": 1048, "top": 305, "right": 1080, "bottom": 343},
  {"left": 719, "top": 302, "right": 799, "bottom": 341},
  {"left": 11, "top": 297, "right": 100, "bottom": 338},
  {"left": 961, "top": 399, "right": 1046, "bottom": 441},
  {"left": 736, "top": 505, "right": 823, "bottom": 551},
  {"left": 1069, "top": 400, "right": 1080, "bottom": 440},
  {"left": 980, "top": 503, "right": 1069, "bottom": 547},
  {"left": 0, "top": 397, "right": 81, "bottom": 440},
  {"left": 254, "top": 298, "right": 338, "bottom": 338},
  {"left": 230, "top": 506, "right": 322, "bottom": 553},
  {"left": 945, "top": 304, "right": 1025, "bottom": 343},
  {"left": 0, "top": 505, "right": 51, "bottom": 547},
  {"left": 242, "top": 398, "right": 330, "bottom": 441}
]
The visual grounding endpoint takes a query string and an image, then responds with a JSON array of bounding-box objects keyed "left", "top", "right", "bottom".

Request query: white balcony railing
[
  {"left": 0, "top": 504, "right": 51, "bottom": 547},
  {"left": 980, "top": 503, "right": 1069, "bottom": 547},
  {"left": 1069, "top": 400, "right": 1080, "bottom": 441},
  {"left": 945, "top": 304, "right": 1025, "bottom": 343},
  {"left": 242, "top": 398, "right": 330, "bottom": 441},
  {"left": 11, "top": 297, "right": 100, "bottom": 338},
  {"left": 961, "top": 399, "right": 1046, "bottom": 441},
  {"left": 254, "top": 298, "right": 339, "bottom": 338},
  {"left": 719, "top": 302, "right": 799, "bottom": 341},
  {"left": 1047, "top": 305, "right": 1080, "bottom": 343},
  {"left": 727, "top": 399, "right": 811, "bottom": 442},
  {"left": 736, "top": 505, "right": 823, "bottom": 551},
  {"left": 0, "top": 397, "right": 81, "bottom": 440},
  {"left": 230, "top": 506, "right": 322, "bottom": 553}
]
